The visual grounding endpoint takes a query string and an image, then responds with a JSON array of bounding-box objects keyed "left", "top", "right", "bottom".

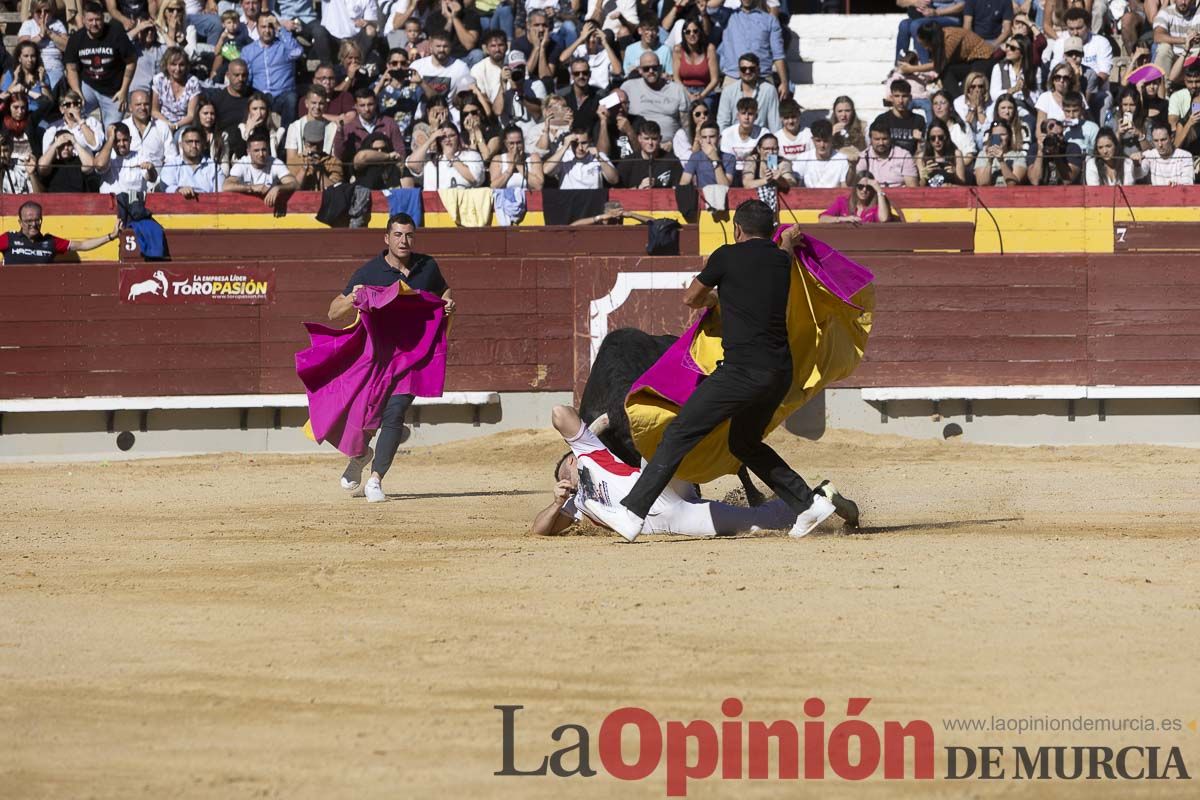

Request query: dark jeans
[
  {"left": 371, "top": 392, "right": 414, "bottom": 478},
  {"left": 267, "top": 90, "right": 298, "bottom": 129},
  {"left": 621, "top": 362, "right": 815, "bottom": 518}
]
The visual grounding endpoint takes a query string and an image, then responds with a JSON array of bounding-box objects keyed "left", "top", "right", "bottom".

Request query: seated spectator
[
  {"left": 96, "top": 122, "right": 157, "bottom": 194},
  {"left": 206, "top": 58, "right": 252, "bottom": 132},
  {"left": 719, "top": 96, "right": 764, "bottom": 172},
  {"left": 1044, "top": 8, "right": 1110, "bottom": 84},
  {"left": 793, "top": 119, "right": 850, "bottom": 188},
  {"left": 129, "top": 18, "right": 167, "bottom": 95},
  {"left": 412, "top": 30, "right": 471, "bottom": 96},
  {"left": 330, "top": 41, "right": 375, "bottom": 115},
  {"left": 1168, "top": 61, "right": 1200, "bottom": 153},
  {"left": 1085, "top": 127, "right": 1135, "bottom": 185},
  {"left": 18, "top": 1, "right": 69, "bottom": 89},
  {"left": 1036, "top": 62, "right": 1078, "bottom": 127},
  {"left": 1059, "top": 37, "right": 1109, "bottom": 123},
  {"left": 901, "top": 22, "right": 994, "bottom": 97},
  {"left": 411, "top": 93, "right": 452, "bottom": 150},
  {"left": 953, "top": 70, "right": 992, "bottom": 151},
  {"left": 773, "top": 99, "right": 809, "bottom": 161},
  {"left": 717, "top": 0, "right": 787, "bottom": 93},
  {"left": 3, "top": 41, "right": 56, "bottom": 125},
  {"left": 277, "top": 0, "right": 322, "bottom": 57},
  {"left": 558, "top": 55, "right": 601, "bottom": 134},
  {"left": 974, "top": 118, "right": 1027, "bottom": 185},
  {"left": 308, "top": 62, "right": 355, "bottom": 120},
  {"left": 64, "top": 3, "right": 137, "bottom": 127},
  {"left": 741, "top": 132, "right": 794, "bottom": 211},
  {"left": 679, "top": 121, "right": 735, "bottom": 188},
  {"left": 1138, "top": 120, "right": 1195, "bottom": 184},
  {"left": 624, "top": 52, "right": 690, "bottom": 142},
  {"left": 150, "top": 46, "right": 201, "bottom": 134},
  {"left": 819, "top": 172, "right": 895, "bottom": 224},
  {"left": 962, "top": 0, "right": 1012, "bottom": 49},
  {"left": 193, "top": 96, "right": 226, "bottom": 164},
  {"left": 511, "top": 10, "right": 559, "bottom": 80},
  {"left": 295, "top": 120, "right": 346, "bottom": 190},
  {"left": 1, "top": 90, "right": 35, "bottom": 161},
  {"left": 622, "top": 15, "right": 671, "bottom": 76},
  {"left": 0, "top": 132, "right": 40, "bottom": 193},
  {"left": 1029, "top": 117, "right": 1079, "bottom": 184},
  {"left": 494, "top": 50, "right": 528, "bottom": 121},
  {"left": 222, "top": 92, "right": 282, "bottom": 171},
  {"left": 716, "top": 52, "right": 780, "bottom": 133},
  {"left": 533, "top": 93, "right": 572, "bottom": 155},
  {"left": 672, "top": 16, "right": 719, "bottom": 108},
  {"left": 673, "top": 99, "right": 710, "bottom": 162},
  {"left": 37, "top": 128, "right": 96, "bottom": 192},
  {"left": 990, "top": 34, "right": 1036, "bottom": 112},
  {"left": 107, "top": 0, "right": 152, "bottom": 31},
  {"left": 1151, "top": 0, "right": 1199, "bottom": 75},
  {"left": 544, "top": 124, "right": 618, "bottom": 188},
  {"left": 335, "top": 87, "right": 408, "bottom": 164},
  {"left": 560, "top": 18, "right": 621, "bottom": 90},
  {"left": 405, "top": 122, "right": 486, "bottom": 188},
  {"left": 286, "top": 85, "right": 335, "bottom": 177},
  {"left": 830, "top": 95, "right": 867, "bottom": 160},
  {"left": 0, "top": 201, "right": 120, "bottom": 265},
  {"left": 159, "top": 125, "right": 225, "bottom": 196},
  {"left": 596, "top": 87, "right": 639, "bottom": 159},
  {"left": 1113, "top": 85, "right": 1150, "bottom": 156},
  {"left": 928, "top": 89, "right": 976, "bottom": 170},
  {"left": 570, "top": 202, "right": 660, "bottom": 226},
  {"left": 895, "top": 0, "right": 963, "bottom": 63},
  {"left": 854, "top": 120, "right": 918, "bottom": 187},
  {"left": 377, "top": 48, "right": 423, "bottom": 132},
  {"left": 353, "top": 130, "right": 410, "bottom": 188},
  {"left": 401, "top": 18, "right": 431, "bottom": 60},
  {"left": 489, "top": 123, "right": 544, "bottom": 188},
  {"left": 123, "top": 89, "right": 175, "bottom": 167},
  {"left": 155, "top": 0, "right": 197, "bottom": 55},
  {"left": 42, "top": 90, "right": 104, "bottom": 155},
  {"left": 223, "top": 130, "right": 297, "bottom": 209},
  {"left": 917, "top": 119, "right": 965, "bottom": 186},
  {"left": 1062, "top": 91, "right": 1098, "bottom": 155},
  {"left": 459, "top": 95, "right": 501, "bottom": 160},
  {"left": 318, "top": 0, "right": 382, "bottom": 70},
  {"left": 418, "top": 0, "right": 483, "bottom": 67},
  {"left": 872, "top": 78, "right": 925, "bottom": 155},
  {"left": 213, "top": 10, "right": 243, "bottom": 71},
  {"left": 471, "top": 29, "right": 509, "bottom": 105},
  {"left": 617, "top": 119, "right": 682, "bottom": 187},
  {"left": 241, "top": 13, "right": 302, "bottom": 129}
]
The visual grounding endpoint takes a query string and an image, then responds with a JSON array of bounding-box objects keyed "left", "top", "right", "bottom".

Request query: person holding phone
[
  {"left": 974, "top": 119, "right": 1027, "bottom": 186},
  {"left": 1167, "top": 60, "right": 1200, "bottom": 153},
  {"left": 741, "top": 133, "right": 795, "bottom": 211}
]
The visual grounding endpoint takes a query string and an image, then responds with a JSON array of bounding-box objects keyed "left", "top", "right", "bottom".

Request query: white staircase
[{"left": 787, "top": 13, "right": 905, "bottom": 121}]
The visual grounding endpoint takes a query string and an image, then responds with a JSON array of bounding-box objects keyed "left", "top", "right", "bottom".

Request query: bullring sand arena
[{"left": 3, "top": 426, "right": 1199, "bottom": 798}]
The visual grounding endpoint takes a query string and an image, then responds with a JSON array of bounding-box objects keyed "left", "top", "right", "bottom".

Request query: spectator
[
  {"left": 277, "top": 0, "right": 324, "bottom": 60},
  {"left": 820, "top": 172, "right": 895, "bottom": 223},
  {"left": 974, "top": 118, "right": 1027, "bottom": 185},
  {"left": 1, "top": 93, "right": 35, "bottom": 162},
  {"left": 1138, "top": 120, "right": 1194, "bottom": 184},
  {"left": 1, "top": 201, "right": 120, "bottom": 264},
  {"left": 312, "top": 62, "right": 357, "bottom": 119},
  {"left": 1168, "top": 60, "right": 1200, "bottom": 151},
  {"left": 151, "top": 46, "right": 201, "bottom": 133},
  {"left": 241, "top": 13, "right": 302, "bottom": 129},
  {"left": 917, "top": 119, "right": 966, "bottom": 185},
  {"left": 411, "top": 92, "right": 452, "bottom": 150},
  {"left": 1085, "top": 126, "right": 1135, "bottom": 184},
  {"left": 855, "top": 120, "right": 918, "bottom": 187},
  {"left": 830, "top": 95, "right": 867, "bottom": 160},
  {"left": 1152, "top": 0, "right": 1200, "bottom": 75},
  {"left": 42, "top": 90, "right": 104, "bottom": 155},
  {"left": 529, "top": 90, "right": 568, "bottom": 154},
  {"left": 617, "top": 119, "right": 682, "bottom": 187},
  {"left": 558, "top": 56, "right": 601, "bottom": 134},
  {"left": 1009, "top": 13, "right": 1047, "bottom": 65},
  {"left": 295, "top": 119, "right": 346, "bottom": 189},
  {"left": 37, "top": 128, "right": 96, "bottom": 192},
  {"left": 223, "top": 130, "right": 297, "bottom": 209},
  {"left": 212, "top": 10, "right": 243, "bottom": 72},
  {"left": 570, "top": 202, "right": 659, "bottom": 226},
  {"left": 1029, "top": 117, "right": 1077, "bottom": 184},
  {"left": 1036, "top": 61, "right": 1077, "bottom": 126},
  {"left": 793, "top": 118, "right": 851, "bottom": 188},
  {"left": 401, "top": 17, "right": 431, "bottom": 59},
  {"left": 419, "top": 0, "right": 483, "bottom": 66},
  {"left": 405, "top": 121, "right": 485, "bottom": 188},
  {"left": 459, "top": 94, "right": 500, "bottom": 158},
  {"left": 155, "top": 0, "right": 197, "bottom": 55},
  {"left": 679, "top": 121, "right": 735, "bottom": 188},
  {"left": 624, "top": 52, "right": 689, "bottom": 142},
  {"left": 719, "top": 96, "right": 764, "bottom": 171},
  {"left": 545, "top": 124, "right": 619, "bottom": 188},
  {"left": 561, "top": 18, "right": 621, "bottom": 89},
  {"left": 673, "top": 99, "right": 710, "bottom": 162},
  {"left": 95, "top": 121, "right": 157, "bottom": 193},
  {"left": 895, "top": 0, "right": 964, "bottom": 63},
  {"left": 471, "top": 29, "right": 508, "bottom": 104},
  {"left": 623, "top": 15, "right": 671, "bottom": 76},
  {"left": 123, "top": 89, "right": 175, "bottom": 167},
  {"left": 159, "top": 125, "right": 225, "bottom": 195},
  {"left": 413, "top": 30, "right": 471, "bottom": 96},
  {"left": 595, "top": 86, "right": 638, "bottom": 159},
  {"left": 521, "top": 0, "right": 579, "bottom": 55},
  {"left": 286, "top": 85, "right": 334, "bottom": 178},
  {"left": 992, "top": 93, "right": 1032, "bottom": 159},
  {"left": 18, "top": 1, "right": 69, "bottom": 90},
  {"left": 716, "top": 52, "right": 780, "bottom": 132},
  {"left": 773, "top": 98, "right": 809, "bottom": 161},
  {"left": 64, "top": 2, "right": 136, "bottom": 127},
  {"left": 128, "top": 18, "right": 167, "bottom": 94},
  {"left": 717, "top": 0, "right": 786, "bottom": 96},
  {"left": 3, "top": 41, "right": 56, "bottom": 126},
  {"left": 106, "top": 0, "right": 152, "bottom": 31},
  {"left": 489, "top": 123, "right": 544, "bottom": 187},
  {"left": 511, "top": 10, "right": 558, "bottom": 80},
  {"left": 990, "top": 34, "right": 1035, "bottom": 112},
  {"left": 873, "top": 78, "right": 925, "bottom": 155},
  {"left": 741, "top": 132, "right": 794, "bottom": 210},
  {"left": 954, "top": 69, "right": 992, "bottom": 150},
  {"left": 1063, "top": 90, "right": 1098, "bottom": 155},
  {"left": 208, "top": 58, "right": 252, "bottom": 131},
  {"left": 1045, "top": 8, "right": 1111, "bottom": 81},
  {"left": 673, "top": 15, "right": 719, "bottom": 107},
  {"left": 353, "top": 130, "right": 410, "bottom": 188},
  {"left": 223, "top": 92, "right": 282, "bottom": 171},
  {"left": 332, "top": 41, "right": 375, "bottom": 110},
  {"left": 903, "top": 22, "right": 993, "bottom": 97},
  {"left": 1060, "top": 37, "right": 1109, "bottom": 122},
  {"left": 962, "top": 0, "right": 1012, "bottom": 48},
  {"left": 492, "top": 49, "right": 526, "bottom": 119},
  {"left": 377, "top": 48, "right": 423, "bottom": 131},
  {"left": 476, "top": 0, "right": 515, "bottom": 43},
  {"left": 0, "top": 132, "right": 40, "bottom": 193},
  {"left": 193, "top": 96, "right": 226, "bottom": 164},
  {"left": 336, "top": 87, "right": 408, "bottom": 163},
  {"left": 319, "top": 0, "right": 382, "bottom": 69},
  {"left": 1113, "top": 85, "right": 1150, "bottom": 156}
]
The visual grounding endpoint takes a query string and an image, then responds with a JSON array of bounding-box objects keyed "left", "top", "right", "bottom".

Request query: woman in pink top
[{"left": 819, "top": 171, "right": 895, "bottom": 224}]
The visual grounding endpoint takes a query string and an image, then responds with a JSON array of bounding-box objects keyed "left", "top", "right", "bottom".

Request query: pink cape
[{"left": 296, "top": 282, "right": 448, "bottom": 457}]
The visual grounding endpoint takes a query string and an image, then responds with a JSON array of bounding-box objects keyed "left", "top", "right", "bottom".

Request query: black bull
[{"left": 578, "top": 328, "right": 767, "bottom": 506}]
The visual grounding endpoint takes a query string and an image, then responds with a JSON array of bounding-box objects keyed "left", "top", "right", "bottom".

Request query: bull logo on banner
[{"left": 118, "top": 266, "right": 276, "bottom": 305}]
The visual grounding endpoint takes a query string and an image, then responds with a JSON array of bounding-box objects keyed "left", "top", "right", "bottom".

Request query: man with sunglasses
[
  {"left": 621, "top": 15, "right": 671, "bottom": 77},
  {"left": 36, "top": 129, "right": 96, "bottom": 193},
  {"left": 716, "top": 53, "right": 780, "bottom": 133},
  {"left": 623, "top": 52, "right": 690, "bottom": 142},
  {"left": 1045, "top": 8, "right": 1111, "bottom": 84},
  {"left": 1, "top": 200, "right": 118, "bottom": 265},
  {"left": 41, "top": 91, "right": 105, "bottom": 156},
  {"left": 717, "top": 0, "right": 787, "bottom": 98},
  {"left": 557, "top": 56, "right": 600, "bottom": 135}
]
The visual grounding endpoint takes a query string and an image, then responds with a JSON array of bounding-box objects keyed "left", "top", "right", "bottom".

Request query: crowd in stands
[{"left": 2, "top": 0, "right": 1199, "bottom": 219}]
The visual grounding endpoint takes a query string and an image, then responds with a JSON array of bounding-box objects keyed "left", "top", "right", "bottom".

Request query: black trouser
[
  {"left": 369, "top": 392, "right": 414, "bottom": 478},
  {"left": 942, "top": 58, "right": 996, "bottom": 98},
  {"left": 621, "top": 363, "right": 815, "bottom": 519}
]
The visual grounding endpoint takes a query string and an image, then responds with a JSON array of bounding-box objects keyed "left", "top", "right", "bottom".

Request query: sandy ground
[{"left": 2, "top": 427, "right": 1199, "bottom": 799}]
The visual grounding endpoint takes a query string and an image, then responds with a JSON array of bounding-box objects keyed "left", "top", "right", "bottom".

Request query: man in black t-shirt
[
  {"left": 617, "top": 120, "right": 682, "bottom": 188},
  {"left": 583, "top": 200, "right": 837, "bottom": 541},
  {"left": 63, "top": 2, "right": 137, "bottom": 127},
  {"left": 326, "top": 212, "right": 455, "bottom": 504},
  {"left": 871, "top": 78, "right": 925, "bottom": 156},
  {"left": 207, "top": 59, "right": 253, "bottom": 132}
]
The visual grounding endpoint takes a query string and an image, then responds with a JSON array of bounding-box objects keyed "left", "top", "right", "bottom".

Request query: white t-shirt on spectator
[
  {"left": 1044, "top": 31, "right": 1113, "bottom": 77},
  {"left": 470, "top": 57, "right": 504, "bottom": 104},
  {"left": 99, "top": 153, "right": 153, "bottom": 194},
  {"left": 381, "top": 0, "right": 412, "bottom": 35},
  {"left": 18, "top": 18, "right": 67, "bottom": 75},
  {"left": 421, "top": 149, "right": 485, "bottom": 189},
  {"left": 719, "top": 123, "right": 764, "bottom": 171},
  {"left": 572, "top": 44, "right": 616, "bottom": 90},
  {"left": 322, "top": 0, "right": 380, "bottom": 41},
  {"left": 557, "top": 148, "right": 613, "bottom": 189},
  {"left": 42, "top": 118, "right": 106, "bottom": 155},
  {"left": 411, "top": 55, "right": 471, "bottom": 97},
  {"left": 587, "top": 0, "right": 639, "bottom": 35},
  {"left": 774, "top": 127, "right": 812, "bottom": 161},
  {"left": 285, "top": 117, "right": 337, "bottom": 154},
  {"left": 1035, "top": 91, "right": 1066, "bottom": 122},
  {"left": 793, "top": 150, "right": 849, "bottom": 188},
  {"left": 1153, "top": 5, "right": 1200, "bottom": 58},
  {"left": 672, "top": 127, "right": 695, "bottom": 162},
  {"left": 122, "top": 117, "right": 176, "bottom": 168},
  {"left": 229, "top": 155, "right": 291, "bottom": 186}
]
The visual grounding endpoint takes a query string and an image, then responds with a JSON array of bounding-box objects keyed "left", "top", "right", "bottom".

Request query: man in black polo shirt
[
  {"left": 584, "top": 200, "right": 836, "bottom": 541},
  {"left": 326, "top": 212, "right": 455, "bottom": 503},
  {"left": 1, "top": 201, "right": 120, "bottom": 265}
]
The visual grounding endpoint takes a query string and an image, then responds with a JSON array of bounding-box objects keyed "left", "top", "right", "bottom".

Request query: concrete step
[
  {"left": 788, "top": 12, "right": 905, "bottom": 40},
  {"left": 791, "top": 83, "right": 887, "bottom": 118},
  {"left": 795, "top": 36, "right": 895, "bottom": 63}
]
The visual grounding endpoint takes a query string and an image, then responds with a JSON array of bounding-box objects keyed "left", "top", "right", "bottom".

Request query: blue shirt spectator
[
  {"left": 682, "top": 148, "right": 737, "bottom": 188},
  {"left": 240, "top": 19, "right": 302, "bottom": 97},
  {"left": 275, "top": 0, "right": 318, "bottom": 25},
  {"left": 716, "top": 2, "right": 785, "bottom": 82},
  {"left": 964, "top": 0, "right": 1013, "bottom": 43}
]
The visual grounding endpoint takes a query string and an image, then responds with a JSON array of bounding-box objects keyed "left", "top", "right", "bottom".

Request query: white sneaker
[
  {"left": 364, "top": 477, "right": 387, "bottom": 503},
  {"left": 788, "top": 495, "right": 836, "bottom": 538},
  {"left": 581, "top": 498, "right": 645, "bottom": 542},
  {"left": 340, "top": 447, "right": 374, "bottom": 491}
]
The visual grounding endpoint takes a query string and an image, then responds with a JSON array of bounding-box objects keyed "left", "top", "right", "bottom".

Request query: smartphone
[
  {"left": 599, "top": 92, "right": 621, "bottom": 110},
  {"left": 1122, "top": 111, "right": 1133, "bottom": 126},
  {"left": 766, "top": 153, "right": 779, "bottom": 170},
  {"left": 988, "top": 133, "right": 1002, "bottom": 148},
  {"left": 1192, "top": 102, "right": 1200, "bottom": 115}
]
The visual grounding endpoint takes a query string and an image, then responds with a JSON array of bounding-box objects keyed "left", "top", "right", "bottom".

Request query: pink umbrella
[{"left": 1126, "top": 64, "right": 1165, "bottom": 85}]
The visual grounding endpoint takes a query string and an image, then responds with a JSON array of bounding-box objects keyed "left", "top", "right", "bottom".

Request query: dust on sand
[{"left": 2, "top": 428, "right": 1198, "bottom": 799}]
